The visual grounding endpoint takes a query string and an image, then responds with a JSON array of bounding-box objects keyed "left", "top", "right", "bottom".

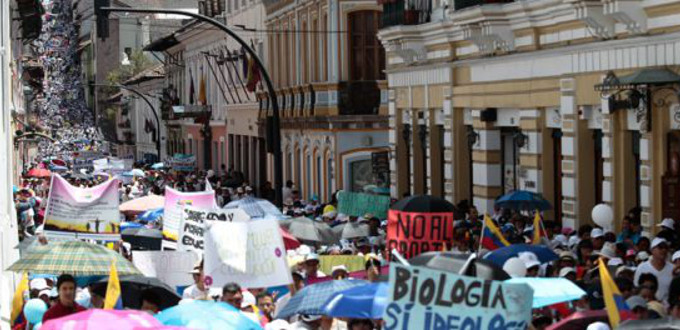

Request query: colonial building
[
  {"left": 379, "top": 0, "right": 680, "bottom": 232},
  {"left": 264, "top": 0, "right": 390, "bottom": 202}
]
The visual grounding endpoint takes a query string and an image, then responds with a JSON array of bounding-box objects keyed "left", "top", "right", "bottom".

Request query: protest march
[{"left": 11, "top": 150, "right": 680, "bottom": 330}]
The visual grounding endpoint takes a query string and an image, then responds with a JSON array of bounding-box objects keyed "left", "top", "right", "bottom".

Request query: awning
[{"left": 595, "top": 68, "right": 680, "bottom": 91}]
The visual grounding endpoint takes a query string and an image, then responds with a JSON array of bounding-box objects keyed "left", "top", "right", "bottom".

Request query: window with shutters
[{"left": 348, "top": 11, "right": 385, "bottom": 81}]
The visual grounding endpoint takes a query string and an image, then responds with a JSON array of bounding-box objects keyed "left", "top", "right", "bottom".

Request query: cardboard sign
[
  {"left": 337, "top": 191, "right": 391, "bottom": 219},
  {"left": 162, "top": 187, "right": 215, "bottom": 244},
  {"left": 203, "top": 217, "right": 292, "bottom": 289},
  {"left": 132, "top": 251, "right": 198, "bottom": 290},
  {"left": 43, "top": 174, "right": 121, "bottom": 240},
  {"left": 386, "top": 210, "right": 454, "bottom": 259},
  {"left": 384, "top": 264, "right": 533, "bottom": 330},
  {"left": 177, "top": 207, "right": 250, "bottom": 253}
]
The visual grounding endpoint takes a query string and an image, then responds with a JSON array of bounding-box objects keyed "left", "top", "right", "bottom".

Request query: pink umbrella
[
  {"left": 27, "top": 168, "right": 51, "bottom": 178},
  {"left": 41, "top": 309, "right": 167, "bottom": 330},
  {"left": 120, "top": 195, "right": 165, "bottom": 214}
]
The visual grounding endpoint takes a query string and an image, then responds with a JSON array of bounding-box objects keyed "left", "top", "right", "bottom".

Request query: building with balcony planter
[{"left": 379, "top": 0, "right": 680, "bottom": 233}]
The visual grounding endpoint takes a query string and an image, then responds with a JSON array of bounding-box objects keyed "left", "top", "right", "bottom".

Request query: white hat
[
  {"left": 305, "top": 253, "right": 320, "bottom": 262},
  {"left": 559, "top": 267, "right": 576, "bottom": 278},
  {"left": 672, "top": 250, "right": 680, "bottom": 262},
  {"left": 659, "top": 218, "right": 675, "bottom": 229},
  {"left": 597, "top": 242, "right": 617, "bottom": 259},
  {"left": 38, "top": 289, "right": 51, "bottom": 298},
  {"left": 591, "top": 228, "right": 604, "bottom": 239},
  {"left": 265, "top": 320, "right": 292, "bottom": 330},
  {"left": 607, "top": 258, "right": 623, "bottom": 267},
  {"left": 331, "top": 265, "right": 348, "bottom": 276},
  {"left": 651, "top": 237, "right": 668, "bottom": 249},
  {"left": 518, "top": 251, "right": 541, "bottom": 269},
  {"left": 553, "top": 234, "right": 568, "bottom": 246},
  {"left": 637, "top": 251, "right": 650, "bottom": 261},
  {"left": 241, "top": 290, "right": 256, "bottom": 309},
  {"left": 587, "top": 322, "right": 611, "bottom": 330},
  {"left": 30, "top": 278, "right": 49, "bottom": 291},
  {"left": 568, "top": 236, "right": 581, "bottom": 248}
]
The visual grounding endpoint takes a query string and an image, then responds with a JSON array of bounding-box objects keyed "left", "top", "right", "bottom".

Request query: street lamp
[
  {"left": 99, "top": 6, "right": 284, "bottom": 207},
  {"left": 91, "top": 83, "right": 162, "bottom": 161}
]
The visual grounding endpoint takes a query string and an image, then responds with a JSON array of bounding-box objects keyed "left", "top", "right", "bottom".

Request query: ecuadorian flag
[
  {"left": 599, "top": 258, "right": 628, "bottom": 327},
  {"left": 10, "top": 273, "right": 29, "bottom": 326},
  {"left": 532, "top": 212, "right": 547, "bottom": 245},
  {"left": 104, "top": 260, "right": 123, "bottom": 310},
  {"left": 481, "top": 215, "right": 510, "bottom": 251}
]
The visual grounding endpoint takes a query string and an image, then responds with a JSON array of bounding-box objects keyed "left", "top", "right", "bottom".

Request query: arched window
[{"left": 348, "top": 11, "right": 385, "bottom": 81}]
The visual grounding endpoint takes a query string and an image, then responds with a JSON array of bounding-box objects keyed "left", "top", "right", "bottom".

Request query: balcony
[
  {"left": 338, "top": 81, "right": 381, "bottom": 116},
  {"left": 453, "top": 0, "right": 513, "bottom": 11},
  {"left": 172, "top": 104, "right": 212, "bottom": 118},
  {"left": 381, "top": 0, "right": 431, "bottom": 28}
]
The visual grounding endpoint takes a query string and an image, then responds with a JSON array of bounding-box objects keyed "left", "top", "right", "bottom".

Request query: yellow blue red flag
[
  {"left": 481, "top": 214, "right": 510, "bottom": 251},
  {"left": 599, "top": 258, "right": 628, "bottom": 327},
  {"left": 104, "top": 260, "right": 123, "bottom": 309},
  {"left": 10, "top": 273, "right": 29, "bottom": 325}
]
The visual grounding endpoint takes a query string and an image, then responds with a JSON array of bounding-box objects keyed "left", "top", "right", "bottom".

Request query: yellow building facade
[{"left": 379, "top": 0, "right": 680, "bottom": 232}]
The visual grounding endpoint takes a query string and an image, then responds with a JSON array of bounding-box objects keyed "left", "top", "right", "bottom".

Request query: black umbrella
[
  {"left": 391, "top": 195, "right": 455, "bottom": 213},
  {"left": 408, "top": 252, "right": 510, "bottom": 281},
  {"left": 92, "top": 275, "right": 181, "bottom": 310},
  {"left": 121, "top": 227, "right": 162, "bottom": 250}
]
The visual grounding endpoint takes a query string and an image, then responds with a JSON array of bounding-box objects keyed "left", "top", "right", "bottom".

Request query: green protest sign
[{"left": 337, "top": 191, "right": 391, "bottom": 219}]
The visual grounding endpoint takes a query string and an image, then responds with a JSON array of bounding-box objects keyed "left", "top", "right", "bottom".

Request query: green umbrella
[{"left": 7, "top": 240, "right": 141, "bottom": 276}]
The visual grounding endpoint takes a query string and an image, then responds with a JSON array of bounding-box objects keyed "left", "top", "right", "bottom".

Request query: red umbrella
[
  {"left": 27, "top": 168, "right": 51, "bottom": 178},
  {"left": 280, "top": 227, "right": 301, "bottom": 250},
  {"left": 547, "top": 310, "right": 634, "bottom": 330}
]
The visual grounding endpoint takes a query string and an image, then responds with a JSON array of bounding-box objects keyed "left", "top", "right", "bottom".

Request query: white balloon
[
  {"left": 503, "top": 257, "right": 527, "bottom": 278},
  {"left": 591, "top": 204, "right": 614, "bottom": 228}
]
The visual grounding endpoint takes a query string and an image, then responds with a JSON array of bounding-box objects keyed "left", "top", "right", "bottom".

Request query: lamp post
[
  {"left": 92, "top": 83, "right": 162, "bottom": 162},
  {"left": 100, "top": 7, "right": 284, "bottom": 207}
]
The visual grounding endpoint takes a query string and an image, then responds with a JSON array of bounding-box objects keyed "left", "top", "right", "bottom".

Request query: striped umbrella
[{"left": 7, "top": 240, "right": 141, "bottom": 276}]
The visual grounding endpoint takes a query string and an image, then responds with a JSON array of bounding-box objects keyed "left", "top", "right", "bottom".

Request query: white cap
[
  {"left": 587, "top": 322, "right": 611, "bottom": 330},
  {"left": 568, "top": 236, "right": 581, "bottom": 248},
  {"left": 241, "top": 290, "right": 256, "bottom": 308},
  {"left": 265, "top": 320, "right": 292, "bottom": 330},
  {"left": 305, "top": 253, "right": 320, "bottom": 262},
  {"left": 38, "top": 289, "right": 51, "bottom": 298},
  {"left": 637, "top": 251, "right": 650, "bottom": 261},
  {"left": 659, "top": 218, "right": 675, "bottom": 229},
  {"left": 553, "top": 234, "right": 568, "bottom": 246},
  {"left": 591, "top": 228, "right": 604, "bottom": 239},
  {"left": 518, "top": 251, "right": 541, "bottom": 269},
  {"left": 559, "top": 267, "right": 576, "bottom": 278},
  {"left": 607, "top": 258, "right": 623, "bottom": 267},
  {"left": 29, "top": 278, "right": 49, "bottom": 291},
  {"left": 651, "top": 237, "right": 668, "bottom": 249},
  {"left": 331, "top": 265, "right": 348, "bottom": 275},
  {"left": 672, "top": 250, "right": 680, "bottom": 262}
]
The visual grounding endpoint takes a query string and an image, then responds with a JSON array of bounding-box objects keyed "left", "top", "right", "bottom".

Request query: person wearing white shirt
[
  {"left": 635, "top": 237, "right": 674, "bottom": 302},
  {"left": 182, "top": 265, "right": 209, "bottom": 300}
]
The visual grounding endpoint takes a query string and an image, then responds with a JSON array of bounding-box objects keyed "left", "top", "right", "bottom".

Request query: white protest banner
[
  {"left": 203, "top": 211, "right": 292, "bottom": 289},
  {"left": 177, "top": 207, "right": 248, "bottom": 253},
  {"left": 384, "top": 264, "right": 533, "bottom": 330},
  {"left": 132, "top": 251, "right": 198, "bottom": 290},
  {"left": 43, "top": 174, "right": 121, "bottom": 240},
  {"left": 162, "top": 187, "right": 215, "bottom": 247}
]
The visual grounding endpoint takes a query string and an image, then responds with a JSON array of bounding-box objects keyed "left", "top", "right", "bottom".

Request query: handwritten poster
[
  {"left": 177, "top": 207, "right": 249, "bottom": 253},
  {"left": 386, "top": 210, "right": 454, "bottom": 259},
  {"left": 162, "top": 187, "right": 215, "bottom": 246},
  {"left": 384, "top": 264, "right": 533, "bottom": 330},
  {"left": 132, "top": 251, "right": 198, "bottom": 290},
  {"left": 337, "top": 191, "right": 390, "bottom": 219},
  {"left": 203, "top": 215, "right": 292, "bottom": 289}
]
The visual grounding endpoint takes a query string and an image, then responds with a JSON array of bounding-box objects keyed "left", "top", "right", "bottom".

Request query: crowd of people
[{"left": 14, "top": 156, "right": 680, "bottom": 330}]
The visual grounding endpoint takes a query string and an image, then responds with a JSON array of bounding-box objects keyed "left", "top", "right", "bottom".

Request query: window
[
  {"left": 349, "top": 159, "right": 372, "bottom": 192},
  {"left": 188, "top": 139, "right": 193, "bottom": 154},
  {"left": 306, "top": 153, "right": 312, "bottom": 198},
  {"left": 348, "top": 11, "right": 385, "bottom": 81}
]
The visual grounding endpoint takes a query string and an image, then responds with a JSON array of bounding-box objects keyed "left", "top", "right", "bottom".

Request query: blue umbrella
[
  {"left": 224, "top": 197, "right": 284, "bottom": 220},
  {"left": 495, "top": 190, "right": 551, "bottom": 211},
  {"left": 138, "top": 208, "right": 163, "bottom": 223},
  {"left": 123, "top": 169, "right": 145, "bottom": 177},
  {"left": 156, "top": 300, "right": 262, "bottom": 330},
  {"left": 120, "top": 221, "right": 144, "bottom": 231},
  {"left": 484, "top": 244, "right": 558, "bottom": 267},
  {"left": 505, "top": 277, "right": 586, "bottom": 308},
  {"left": 323, "top": 282, "right": 388, "bottom": 319},
  {"left": 275, "top": 279, "right": 368, "bottom": 319},
  {"left": 151, "top": 162, "right": 165, "bottom": 170}
]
